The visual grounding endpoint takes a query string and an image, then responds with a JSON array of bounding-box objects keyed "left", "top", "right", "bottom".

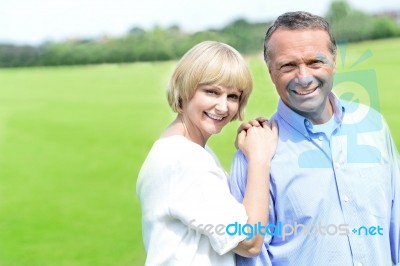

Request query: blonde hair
[{"left": 167, "top": 41, "right": 253, "bottom": 121}]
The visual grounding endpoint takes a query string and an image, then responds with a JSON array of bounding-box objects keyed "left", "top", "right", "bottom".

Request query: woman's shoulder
[
  {"left": 141, "top": 135, "right": 210, "bottom": 167},
  {"left": 157, "top": 134, "right": 199, "bottom": 150},
  {"left": 137, "top": 136, "right": 221, "bottom": 189},
  {"left": 152, "top": 136, "right": 226, "bottom": 175}
]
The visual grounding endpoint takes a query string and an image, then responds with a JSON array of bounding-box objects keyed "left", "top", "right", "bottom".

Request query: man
[{"left": 229, "top": 11, "right": 400, "bottom": 265}]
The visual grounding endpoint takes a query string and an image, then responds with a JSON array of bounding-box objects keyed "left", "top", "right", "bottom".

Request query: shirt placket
[{"left": 331, "top": 133, "right": 367, "bottom": 266}]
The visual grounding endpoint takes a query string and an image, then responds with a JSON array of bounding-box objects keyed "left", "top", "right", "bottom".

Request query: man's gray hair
[{"left": 264, "top": 11, "right": 337, "bottom": 65}]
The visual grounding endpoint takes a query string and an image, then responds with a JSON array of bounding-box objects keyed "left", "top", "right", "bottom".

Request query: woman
[{"left": 137, "top": 41, "right": 277, "bottom": 265}]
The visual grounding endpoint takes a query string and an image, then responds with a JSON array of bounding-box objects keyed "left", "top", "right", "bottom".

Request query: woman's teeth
[{"left": 205, "top": 112, "right": 224, "bottom": 121}]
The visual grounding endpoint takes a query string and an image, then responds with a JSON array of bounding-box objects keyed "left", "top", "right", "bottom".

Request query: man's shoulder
[
  {"left": 340, "top": 99, "right": 385, "bottom": 126},
  {"left": 270, "top": 112, "right": 279, "bottom": 120},
  {"left": 340, "top": 99, "right": 383, "bottom": 114}
]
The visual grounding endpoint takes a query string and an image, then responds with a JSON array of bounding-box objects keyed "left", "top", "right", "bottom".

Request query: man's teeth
[
  {"left": 206, "top": 113, "right": 224, "bottom": 121},
  {"left": 294, "top": 88, "right": 317, "bottom": 95}
]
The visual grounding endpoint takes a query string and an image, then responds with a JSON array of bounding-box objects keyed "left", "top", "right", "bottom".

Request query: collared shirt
[{"left": 229, "top": 93, "right": 400, "bottom": 266}]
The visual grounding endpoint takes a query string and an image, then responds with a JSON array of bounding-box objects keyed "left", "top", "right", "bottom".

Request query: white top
[{"left": 137, "top": 135, "right": 248, "bottom": 266}]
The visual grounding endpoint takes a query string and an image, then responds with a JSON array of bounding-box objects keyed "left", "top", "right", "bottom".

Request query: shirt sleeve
[
  {"left": 229, "top": 150, "right": 275, "bottom": 266},
  {"left": 387, "top": 125, "right": 400, "bottom": 265},
  {"left": 167, "top": 156, "right": 248, "bottom": 255},
  {"left": 228, "top": 150, "right": 248, "bottom": 203}
]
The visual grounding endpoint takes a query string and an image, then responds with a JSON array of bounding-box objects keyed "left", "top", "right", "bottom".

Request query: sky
[{"left": 1, "top": 0, "right": 399, "bottom": 45}]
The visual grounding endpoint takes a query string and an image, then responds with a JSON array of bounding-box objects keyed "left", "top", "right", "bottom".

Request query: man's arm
[
  {"left": 229, "top": 149, "right": 275, "bottom": 265},
  {"left": 388, "top": 129, "right": 400, "bottom": 265},
  {"left": 229, "top": 150, "right": 248, "bottom": 203}
]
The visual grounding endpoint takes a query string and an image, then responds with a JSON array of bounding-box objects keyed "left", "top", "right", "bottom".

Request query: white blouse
[{"left": 137, "top": 135, "right": 248, "bottom": 265}]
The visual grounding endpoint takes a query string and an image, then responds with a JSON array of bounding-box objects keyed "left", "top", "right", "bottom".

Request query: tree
[
  {"left": 371, "top": 17, "right": 400, "bottom": 39},
  {"left": 128, "top": 27, "right": 146, "bottom": 36},
  {"left": 326, "top": 0, "right": 352, "bottom": 24}
]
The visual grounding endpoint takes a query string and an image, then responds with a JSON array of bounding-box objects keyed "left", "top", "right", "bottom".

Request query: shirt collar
[
  {"left": 277, "top": 93, "right": 345, "bottom": 139},
  {"left": 329, "top": 93, "right": 345, "bottom": 124}
]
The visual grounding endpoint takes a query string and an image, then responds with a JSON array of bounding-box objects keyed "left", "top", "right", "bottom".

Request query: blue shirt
[{"left": 229, "top": 94, "right": 400, "bottom": 266}]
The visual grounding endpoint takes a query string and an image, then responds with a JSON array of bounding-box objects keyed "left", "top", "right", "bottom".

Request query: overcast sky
[{"left": 1, "top": 0, "right": 399, "bottom": 45}]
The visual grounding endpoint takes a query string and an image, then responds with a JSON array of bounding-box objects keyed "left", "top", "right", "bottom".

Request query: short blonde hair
[{"left": 167, "top": 41, "right": 253, "bottom": 121}]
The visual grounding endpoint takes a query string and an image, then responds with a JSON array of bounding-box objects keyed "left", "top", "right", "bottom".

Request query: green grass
[{"left": 0, "top": 38, "right": 399, "bottom": 265}]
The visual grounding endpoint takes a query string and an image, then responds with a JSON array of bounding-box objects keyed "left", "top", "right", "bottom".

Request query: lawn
[{"left": 0, "top": 38, "right": 399, "bottom": 265}]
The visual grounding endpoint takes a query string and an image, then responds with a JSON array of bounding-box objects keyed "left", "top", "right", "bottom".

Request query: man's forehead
[
  {"left": 269, "top": 29, "right": 330, "bottom": 46},
  {"left": 269, "top": 30, "right": 332, "bottom": 56}
]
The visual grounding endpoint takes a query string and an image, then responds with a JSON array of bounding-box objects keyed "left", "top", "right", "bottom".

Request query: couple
[{"left": 137, "top": 11, "right": 400, "bottom": 266}]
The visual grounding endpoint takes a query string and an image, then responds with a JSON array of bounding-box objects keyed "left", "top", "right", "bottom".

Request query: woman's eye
[
  {"left": 205, "top": 89, "right": 217, "bottom": 95},
  {"left": 228, "top": 94, "right": 240, "bottom": 100}
]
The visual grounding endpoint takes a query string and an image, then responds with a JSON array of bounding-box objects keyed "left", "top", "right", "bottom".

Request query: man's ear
[
  {"left": 268, "top": 67, "right": 276, "bottom": 85},
  {"left": 332, "top": 55, "right": 337, "bottom": 74}
]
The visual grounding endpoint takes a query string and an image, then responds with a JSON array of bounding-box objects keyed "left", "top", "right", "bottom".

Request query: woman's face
[{"left": 181, "top": 84, "right": 241, "bottom": 141}]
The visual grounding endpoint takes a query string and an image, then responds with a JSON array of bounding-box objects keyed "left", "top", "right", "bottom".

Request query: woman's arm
[{"left": 233, "top": 120, "right": 278, "bottom": 257}]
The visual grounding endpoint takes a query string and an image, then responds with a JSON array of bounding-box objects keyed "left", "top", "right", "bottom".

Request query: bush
[{"left": 371, "top": 17, "right": 400, "bottom": 39}]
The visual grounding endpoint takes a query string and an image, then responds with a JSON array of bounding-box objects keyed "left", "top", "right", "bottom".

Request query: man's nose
[
  {"left": 295, "top": 66, "right": 313, "bottom": 87},
  {"left": 295, "top": 76, "right": 314, "bottom": 87}
]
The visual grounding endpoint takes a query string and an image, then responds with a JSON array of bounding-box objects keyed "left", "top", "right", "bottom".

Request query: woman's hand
[
  {"left": 235, "top": 117, "right": 268, "bottom": 149},
  {"left": 237, "top": 120, "right": 278, "bottom": 163}
]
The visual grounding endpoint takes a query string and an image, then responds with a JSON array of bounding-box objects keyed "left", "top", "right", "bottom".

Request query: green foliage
[
  {"left": 326, "top": 0, "right": 352, "bottom": 23},
  {"left": 0, "top": 45, "right": 41, "bottom": 67},
  {"left": 330, "top": 10, "right": 375, "bottom": 42},
  {"left": 371, "top": 17, "right": 400, "bottom": 39},
  {"left": 0, "top": 0, "right": 400, "bottom": 67},
  {"left": 327, "top": 0, "right": 400, "bottom": 42},
  {"left": 218, "top": 19, "right": 270, "bottom": 54}
]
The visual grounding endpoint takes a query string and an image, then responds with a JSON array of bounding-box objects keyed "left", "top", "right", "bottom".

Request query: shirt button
[
  {"left": 343, "top": 195, "right": 349, "bottom": 202},
  {"left": 305, "top": 120, "right": 310, "bottom": 126},
  {"left": 318, "top": 135, "right": 324, "bottom": 141}
]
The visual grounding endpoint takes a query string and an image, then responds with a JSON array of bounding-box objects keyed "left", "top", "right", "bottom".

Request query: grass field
[{"left": 0, "top": 38, "right": 399, "bottom": 265}]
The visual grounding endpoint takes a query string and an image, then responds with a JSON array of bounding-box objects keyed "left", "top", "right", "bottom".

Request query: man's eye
[
  {"left": 309, "top": 61, "right": 323, "bottom": 67},
  {"left": 280, "top": 65, "right": 296, "bottom": 72}
]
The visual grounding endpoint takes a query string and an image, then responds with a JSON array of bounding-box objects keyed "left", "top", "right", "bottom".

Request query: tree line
[{"left": 1, "top": 0, "right": 399, "bottom": 68}]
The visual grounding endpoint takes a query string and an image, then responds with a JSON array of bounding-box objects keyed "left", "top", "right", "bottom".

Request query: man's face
[{"left": 267, "top": 29, "right": 336, "bottom": 124}]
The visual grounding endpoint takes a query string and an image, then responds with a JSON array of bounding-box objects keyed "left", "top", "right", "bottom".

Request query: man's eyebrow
[
  {"left": 276, "top": 59, "right": 296, "bottom": 67},
  {"left": 315, "top": 53, "right": 335, "bottom": 65}
]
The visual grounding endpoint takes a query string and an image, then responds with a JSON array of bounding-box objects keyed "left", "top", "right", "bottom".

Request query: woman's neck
[{"left": 161, "top": 115, "right": 208, "bottom": 147}]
